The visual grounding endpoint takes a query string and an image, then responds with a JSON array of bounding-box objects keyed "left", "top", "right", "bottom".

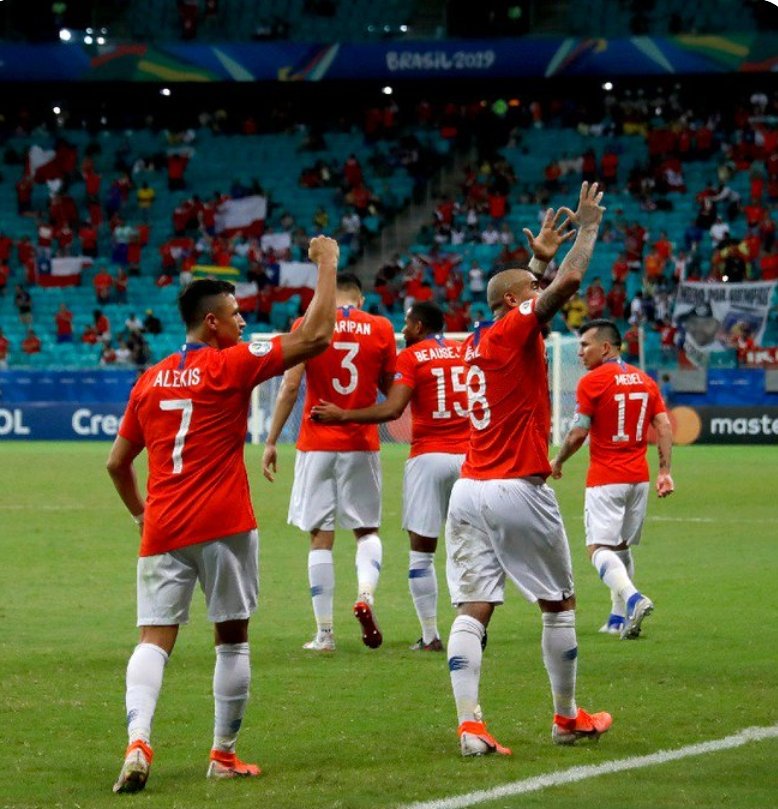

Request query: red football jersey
[
  {"left": 119, "top": 338, "right": 285, "bottom": 556},
  {"left": 575, "top": 359, "right": 667, "bottom": 486},
  {"left": 460, "top": 299, "right": 552, "bottom": 480},
  {"left": 394, "top": 336, "right": 469, "bottom": 458},
  {"left": 297, "top": 307, "right": 396, "bottom": 452}
]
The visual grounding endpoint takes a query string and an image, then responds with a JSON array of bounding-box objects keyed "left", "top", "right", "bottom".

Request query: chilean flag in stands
[
  {"left": 215, "top": 195, "right": 267, "bottom": 237},
  {"left": 37, "top": 256, "right": 92, "bottom": 287},
  {"left": 234, "top": 281, "right": 259, "bottom": 312}
]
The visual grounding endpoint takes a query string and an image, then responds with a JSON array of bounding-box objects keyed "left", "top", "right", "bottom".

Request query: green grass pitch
[{"left": 0, "top": 442, "right": 776, "bottom": 808}]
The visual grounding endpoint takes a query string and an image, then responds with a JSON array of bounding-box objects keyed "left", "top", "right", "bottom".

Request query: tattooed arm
[{"left": 534, "top": 182, "right": 605, "bottom": 324}]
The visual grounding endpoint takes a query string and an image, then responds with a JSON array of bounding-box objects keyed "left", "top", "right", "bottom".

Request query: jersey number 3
[
  {"left": 160, "top": 398, "right": 193, "bottom": 473},
  {"left": 332, "top": 341, "right": 359, "bottom": 395}
]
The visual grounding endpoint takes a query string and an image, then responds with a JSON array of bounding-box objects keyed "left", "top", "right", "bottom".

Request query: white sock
[
  {"left": 612, "top": 549, "right": 635, "bottom": 617},
  {"left": 212, "top": 642, "right": 251, "bottom": 754},
  {"left": 308, "top": 549, "right": 334, "bottom": 635},
  {"left": 447, "top": 615, "right": 485, "bottom": 725},
  {"left": 355, "top": 533, "right": 382, "bottom": 604},
  {"left": 541, "top": 611, "right": 578, "bottom": 719},
  {"left": 409, "top": 550, "right": 439, "bottom": 644},
  {"left": 592, "top": 547, "right": 638, "bottom": 605},
  {"left": 125, "top": 642, "right": 168, "bottom": 745}
]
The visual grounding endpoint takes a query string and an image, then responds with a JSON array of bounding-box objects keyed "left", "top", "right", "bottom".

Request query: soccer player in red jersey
[
  {"left": 550, "top": 319, "right": 674, "bottom": 639},
  {"left": 106, "top": 236, "right": 339, "bottom": 793},
  {"left": 445, "top": 183, "right": 613, "bottom": 758},
  {"left": 311, "top": 301, "right": 469, "bottom": 651},
  {"left": 262, "top": 273, "right": 396, "bottom": 651}
]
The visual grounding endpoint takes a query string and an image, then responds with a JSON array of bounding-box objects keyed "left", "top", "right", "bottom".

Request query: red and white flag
[
  {"left": 37, "top": 256, "right": 92, "bottom": 288},
  {"left": 28, "top": 145, "right": 61, "bottom": 183},
  {"left": 215, "top": 195, "right": 267, "bottom": 237},
  {"left": 234, "top": 281, "right": 259, "bottom": 312}
]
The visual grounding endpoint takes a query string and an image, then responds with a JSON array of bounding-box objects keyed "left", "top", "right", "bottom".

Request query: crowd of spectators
[{"left": 368, "top": 85, "right": 778, "bottom": 367}]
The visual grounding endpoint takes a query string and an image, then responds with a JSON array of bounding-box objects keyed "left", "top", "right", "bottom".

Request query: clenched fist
[{"left": 308, "top": 235, "right": 340, "bottom": 266}]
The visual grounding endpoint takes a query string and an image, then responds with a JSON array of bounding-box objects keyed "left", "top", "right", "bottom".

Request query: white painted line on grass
[
  {"left": 648, "top": 516, "right": 773, "bottom": 524},
  {"left": 399, "top": 724, "right": 778, "bottom": 809}
]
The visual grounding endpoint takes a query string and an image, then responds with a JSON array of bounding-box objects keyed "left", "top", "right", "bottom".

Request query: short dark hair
[
  {"left": 407, "top": 301, "right": 444, "bottom": 333},
  {"left": 336, "top": 272, "right": 362, "bottom": 292},
  {"left": 580, "top": 318, "right": 622, "bottom": 348},
  {"left": 178, "top": 278, "right": 235, "bottom": 329}
]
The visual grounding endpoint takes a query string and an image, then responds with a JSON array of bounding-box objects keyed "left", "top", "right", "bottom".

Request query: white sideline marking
[
  {"left": 648, "top": 516, "right": 773, "bottom": 524},
  {"left": 399, "top": 724, "right": 778, "bottom": 809}
]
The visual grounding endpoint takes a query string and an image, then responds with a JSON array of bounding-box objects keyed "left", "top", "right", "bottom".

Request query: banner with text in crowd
[{"left": 672, "top": 281, "right": 778, "bottom": 366}]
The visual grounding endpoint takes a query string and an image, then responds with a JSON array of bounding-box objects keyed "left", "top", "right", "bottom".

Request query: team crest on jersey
[
  {"left": 519, "top": 300, "right": 533, "bottom": 315},
  {"left": 394, "top": 371, "right": 403, "bottom": 380},
  {"left": 248, "top": 340, "right": 272, "bottom": 357}
]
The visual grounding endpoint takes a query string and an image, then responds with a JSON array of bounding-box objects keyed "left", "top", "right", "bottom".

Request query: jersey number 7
[{"left": 160, "top": 398, "right": 193, "bottom": 473}]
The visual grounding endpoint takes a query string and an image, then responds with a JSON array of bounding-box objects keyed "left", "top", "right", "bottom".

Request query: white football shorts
[
  {"left": 584, "top": 482, "right": 650, "bottom": 547},
  {"left": 446, "top": 477, "right": 574, "bottom": 605},
  {"left": 402, "top": 452, "right": 465, "bottom": 537},
  {"left": 136, "top": 530, "right": 259, "bottom": 626},
  {"left": 288, "top": 450, "right": 381, "bottom": 532}
]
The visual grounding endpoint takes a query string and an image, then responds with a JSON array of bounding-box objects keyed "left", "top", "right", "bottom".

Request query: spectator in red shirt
[
  {"left": 611, "top": 253, "right": 629, "bottom": 284},
  {"left": 84, "top": 169, "right": 101, "bottom": 203},
  {"left": 606, "top": 280, "right": 627, "bottom": 320},
  {"left": 600, "top": 149, "right": 619, "bottom": 189},
  {"left": 744, "top": 197, "right": 765, "bottom": 230},
  {"left": 93, "top": 309, "right": 111, "bottom": 342},
  {"left": 16, "top": 174, "right": 33, "bottom": 216},
  {"left": 760, "top": 244, "right": 778, "bottom": 280},
  {"left": 82, "top": 324, "right": 99, "bottom": 344},
  {"left": 167, "top": 152, "right": 189, "bottom": 191},
  {"left": 343, "top": 154, "right": 363, "bottom": 189},
  {"left": 55, "top": 303, "right": 74, "bottom": 343},
  {"left": 79, "top": 221, "right": 98, "bottom": 257},
  {"left": 0, "top": 261, "right": 9, "bottom": 296},
  {"left": 93, "top": 267, "right": 114, "bottom": 304},
  {"left": 22, "top": 328, "right": 42, "bottom": 355},
  {"left": 623, "top": 322, "right": 640, "bottom": 363},
  {"left": 56, "top": 223, "right": 75, "bottom": 255},
  {"left": 0, "top": 327, "right": 9, "bottom": 368},
  {"left": 487, "top": 190, "right": 508, "bottom": 220},
  {"left": 115, "top": 268, "right": 129, "bottom": 303},
  {"left": 584, "top": 277, "right": 607, "bottom": 319},
  {"left": 581, "top": 149, "right": 597, "bottom": 184},
  {"left": 100, "top": 342, "right": 118, "bottom": 365},
  {"left": 443, "top": 301, "right": 470, "bottom": 332},
  {"left": 653, "top": 232, "right": 673, "bottom": 262},
  {"left": 0, "top": 232, "right": 13, "bottom": 264}
]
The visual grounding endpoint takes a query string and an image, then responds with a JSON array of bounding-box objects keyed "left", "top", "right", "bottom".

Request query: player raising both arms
[
  {"left": 106, "top": 236, "right": 339, "bottom": 793},
  {"left": 262, "top": 273, "right": 396, "bottom": 651},
  {"left": 311, "top": 301, "right": 468, "bottom": 651},
  {"left": 550, "top": 319, "right": 674, "bottom": 639},
  {"left": 445, "top": 183, "right": 612, "bottom": 758}
]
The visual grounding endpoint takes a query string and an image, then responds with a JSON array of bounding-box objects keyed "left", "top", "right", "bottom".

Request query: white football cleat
[{"left": 302, "top": 633, "right": 336, "bottom": 651}]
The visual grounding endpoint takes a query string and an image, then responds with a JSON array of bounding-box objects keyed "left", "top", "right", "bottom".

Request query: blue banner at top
[{"left": 0, "top": 33, "right": 775, "bottom": 82}]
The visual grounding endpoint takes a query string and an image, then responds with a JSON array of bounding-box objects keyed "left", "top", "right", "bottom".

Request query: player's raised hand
[
  {"left": 308, "top": 235, "right": 339, "bottom": 266},
  {"left": 557, "top": 181, "right": 606, "bottom": 231},
  {"left": 310, "top": 400, "right": 344, "bottom": 423},
  {"left": 656, "top": 471, "right": 674, "bottom": 498},
  {"left": 262, "top": 443, "right": 278, "bottom": 482},
  {"left": 522, "top": 208, "right": 575, "bottom": 263}
]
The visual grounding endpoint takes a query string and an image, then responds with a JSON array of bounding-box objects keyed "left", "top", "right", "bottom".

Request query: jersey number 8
[{"left": 466, "top": 365, "right": 491, "bottom": 430}]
